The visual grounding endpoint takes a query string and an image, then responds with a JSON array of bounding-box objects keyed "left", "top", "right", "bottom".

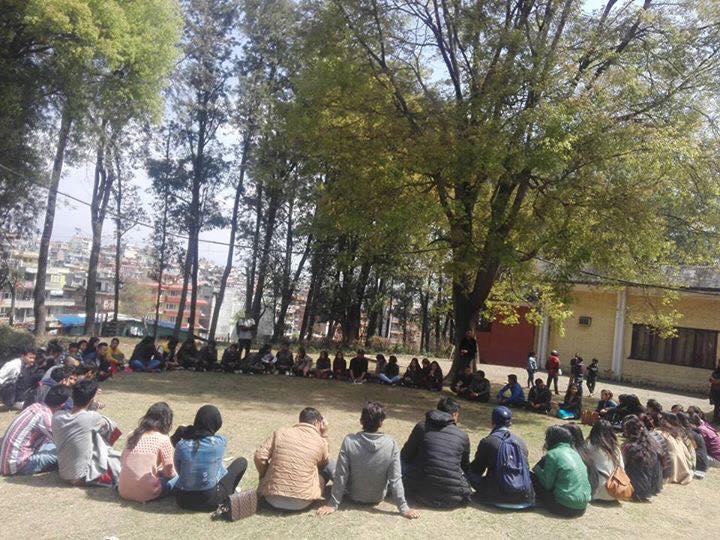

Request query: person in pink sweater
[{"left": 119, "top": 402, "right": 177, "bottom": 502}]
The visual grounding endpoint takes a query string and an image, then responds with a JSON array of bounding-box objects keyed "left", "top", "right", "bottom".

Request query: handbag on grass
[
  {"left": 581, "top": 410, "right": 600, "bottom": 426},
  {"left": 605, "top": 467, "right": 634, "bottom": 501},
  {"left": 228, "top": 489, "right": 258, "bottom": 521}
]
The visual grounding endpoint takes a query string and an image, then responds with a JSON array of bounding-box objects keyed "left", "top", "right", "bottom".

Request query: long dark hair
[
  {"left": 623, "top": 414, "right": 660, "bottom": 465},
  {"left": 127, "top": 402, "right": 174, "bottom": 450},
  {"left": 589, "top": 419, "right": 620, "bottom": 466}
]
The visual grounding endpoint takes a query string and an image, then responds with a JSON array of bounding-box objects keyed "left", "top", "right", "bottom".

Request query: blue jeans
[
  {"left": 378, "top": 374, "right": 401, "bottom": 384},
  {"left": 131, "top": 359, "right": 161, "bottom": 372},
  {"left": 161, "top": 474, "right": 179, "bottom": 496},
  {"left": 19, "top": 442, "right": 58, "bottom": 475}
]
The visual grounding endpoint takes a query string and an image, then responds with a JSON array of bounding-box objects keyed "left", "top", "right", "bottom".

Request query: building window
[{"left": 630, "top": 324, "right": 718, "bottom": 369}]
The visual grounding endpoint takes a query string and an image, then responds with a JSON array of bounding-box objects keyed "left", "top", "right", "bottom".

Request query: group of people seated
[
  {"left": 2, "top": 338, "right": 719, "bottom": 524},
  {"left": 3, "top": 374, "right": 718, "bottom": 521}
]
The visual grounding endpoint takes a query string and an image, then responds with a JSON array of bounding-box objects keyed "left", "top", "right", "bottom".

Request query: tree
[
  {"left": 295, "top": 0, "right": 720, "bottom": 375},
  {"left": 171, "top": 0, "right": 236, "bottom": 338},
  {"left": 17, "top": 0, "right": 181, "bottom": 334}
]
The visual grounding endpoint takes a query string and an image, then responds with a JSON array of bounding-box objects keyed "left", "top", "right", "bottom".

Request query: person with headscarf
[{"left": 172, "top": 405, "right": 248, "bottom": 511}]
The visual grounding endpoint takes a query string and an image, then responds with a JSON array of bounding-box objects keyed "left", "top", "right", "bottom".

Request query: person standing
[
  {"left": 546, "top": 350, "right": 561, "bottom": 395},
  {"left": 586, "top": 358, "right": 599, "bottom": 396},
  {"left": 526, "top": 352, "right": 537, "bottom": 389},
  {"left": 458, "top": 330, "right": 477, "bottom": 374},
  {"left": 235, "top": 317, "right": 254, "bottom": 361}
]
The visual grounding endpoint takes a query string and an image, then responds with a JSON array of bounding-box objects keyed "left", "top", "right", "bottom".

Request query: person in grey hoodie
[{"left": 316, "top": 402, "right": 420, "bottom": 519}]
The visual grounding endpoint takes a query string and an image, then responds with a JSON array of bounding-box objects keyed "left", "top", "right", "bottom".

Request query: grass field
[{"left": 0, "top": 358, "right": 717, "bottom": 539}]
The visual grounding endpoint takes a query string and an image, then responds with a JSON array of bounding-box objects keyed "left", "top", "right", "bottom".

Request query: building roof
[{"left": 562, "top": 265, "right": 720, "bottom": 293}]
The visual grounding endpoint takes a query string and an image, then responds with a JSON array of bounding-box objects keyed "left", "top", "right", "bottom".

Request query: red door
[{"left": 475, "top": 307, "right": 536, "bottom": 368}]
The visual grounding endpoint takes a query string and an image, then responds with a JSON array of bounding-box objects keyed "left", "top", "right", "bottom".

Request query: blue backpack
[{"left": 495, "top": 431, "right": 531, "bottom": 494}]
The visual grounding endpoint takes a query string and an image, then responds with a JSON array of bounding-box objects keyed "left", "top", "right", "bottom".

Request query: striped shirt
[{"left": 0, "top": 403, "right": 53, "bottom": 475}]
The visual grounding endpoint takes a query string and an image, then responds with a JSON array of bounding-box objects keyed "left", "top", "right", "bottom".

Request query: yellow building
[{"left": 535, "top": 275, "right": 720, "bottom": 393}]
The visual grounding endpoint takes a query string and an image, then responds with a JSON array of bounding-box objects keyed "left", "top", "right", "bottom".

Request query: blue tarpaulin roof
[{"left": 56, "top": 315, "right": 86, "bottom": 326}]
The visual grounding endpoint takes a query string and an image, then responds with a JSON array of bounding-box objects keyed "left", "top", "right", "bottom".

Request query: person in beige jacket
[{"left": 255, "top": 407, "right": 335, "bottom": 511}]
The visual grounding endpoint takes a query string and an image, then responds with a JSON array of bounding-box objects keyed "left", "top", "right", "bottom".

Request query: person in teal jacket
[{"left": 532, "top": 426, "right": 591, "bottom": 517}]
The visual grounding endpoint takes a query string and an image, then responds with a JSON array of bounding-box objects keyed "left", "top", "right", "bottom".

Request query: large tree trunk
[
  {"left": 173, "top": 232, "right": 194, "bottom": 339},
  {"left": 342, "top": 261, "right": 372, "bottom": 344},
  {"left": 250, "top": 188, "right": 280, "bottom": 323},
  {"left": 9, "top": 281, "right": 16, "bottom": 326},
  {"left": 85, "top": 134, "right": 115, "bottom": 335},
  {"left": 152, "top": 198, "right": 169, "bottom": 338},
  {"left": 112, "top": 153, "right": 123, "bottom": 322},
  {"left": 209, "top": 131, "right": 251, "bottom": 340},
  {"left": 365, "top": 277, "right": 385, "bottom": 345},
  {"left": 34, "top": 105, "right": 72, "bottom": 335},
  {"left": 188, "top": 235, "right": 199, "bottom": 335},
  {"left": 245, "top": 179, "right": 263, "bottom": 316},
  {"left": 273, "top": 236, "right": 312, "bottom": 341},
  {"left": 299, "top": 247, "right": 323, "bottom": 341}
]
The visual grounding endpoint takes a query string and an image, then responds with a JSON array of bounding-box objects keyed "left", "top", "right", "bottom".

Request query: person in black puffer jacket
[{"left": 400, "top": 397, "right": 472, "bottom": 508}]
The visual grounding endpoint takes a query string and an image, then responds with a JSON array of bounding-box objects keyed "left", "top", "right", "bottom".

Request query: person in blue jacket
[{"left": 497, "top": 374, "right": 526, "bottom": 407}]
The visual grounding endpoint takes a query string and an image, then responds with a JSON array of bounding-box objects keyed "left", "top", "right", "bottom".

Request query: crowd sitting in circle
[{"left": 1, "top": 339, "right": 719, "bottom": 524}]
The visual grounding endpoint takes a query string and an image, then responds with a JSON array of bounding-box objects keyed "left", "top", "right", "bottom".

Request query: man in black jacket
[
  {"left": 468, "top": 406, "right": 535, "bottom": 509},
  {"left": 526, "top": 378, "right": 553, "bottom": 414},
  {"left": 400, "top": 397, "right": 472, "bottom": 508}
]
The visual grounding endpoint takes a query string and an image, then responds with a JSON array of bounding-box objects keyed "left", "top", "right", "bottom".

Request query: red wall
[{"left": 475, "top": 307, "right": 536, "bottom": 368}]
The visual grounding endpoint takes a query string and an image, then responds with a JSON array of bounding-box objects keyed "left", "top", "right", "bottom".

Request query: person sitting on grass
[
  {"left": 81, "top": 337, "right": 100, "bottom": 366},
  {"left": 317, "top": 402, "right": 419, "bottom": 519},
  {"left": 292, "top": 347, "right": 313, "bottom": 377},
  {"left": 177, "top": 337, "right": 199, "bottom": 370},
  {"left": 556, "top": 383, "right": 582, "bottom": 420},
  {"left": 220, "top": 343, "right": 241, "bottom": 373},
  {"left": 173, "top": 405, "right": 248, "bottom": 511},
  {"left": 656, "top": 412, "right": 694, "bottom": 485},
  {"left": 451, "top": 366, "right": 474, "bottom": 396},
  {"left": 259, "top": 344, "right": 276, "bottom": 371},
  {"left": 93, "top": 342, "right": 113, "bottom": 381},
  {"left": 0, "top": 348, "right": 37, "bottom": 410},
  {"left": 196, "top": 340, "right": 220, "bottom": 372},
  {"left": 596, "top": 390, "right": 617, "bottom": 416},
  {"left": 52, "top": 380, "right": 122, "bottom": 487},
  {"left": 65, "top": 342, "right": 82, "bottom": 368},
  {"left": 239, "top": 344, "right": 271, "bottom": 374},
  {"left": 119, "top": 402, "right": 177, "bottom": 503},
  {"left": 378, "top": 355, "right": 402, "bottom": 385},
  {"left": 526, "top": 378, "right": 552, "bottom": 414},
  {"left": 0, "top": 385, "right": 71, "bottom": 476},
  {"left": 370, "top": 354, "right": 388, "bottom": 383},
  {"left": 424, "top": 361, "right": 444, "bottom": 392},
  {"left": 585, "top": 420, "right": 625, "bottom": 501},
  {"left": 621, "top": 415, "right": 663, "bottom": 501},
  {"left": 532, "top": 425, "right": 591, "bottom": 517},
  {"left": 677, "top": 412, "right": 708, "bottom": 479},
  {"left": 687, "top": 409, "right": 720, "bottom": 464},
  {"left": 401, "top": 358, "right": 424, "bottom": 388},
  {"left": 463, "top": 370, "right": 491, "bottom": 402},
  {"left": 468, "top": 406, "right": 535, "bottom": 509},
  {"left": 496, "top": 374, "right": 525, "bottom": 406},
  {"left": 130, "top": 336, "right": 162, "bottom": 373},
  {"left": 106, "top": 338, "right": 126, "bottom": 372},
  {"left": 349, "top": 350, "right": 369, "bottom": 384},
  {"left": 161, "top": 337, "right": 180, "bottom": 371},
  {"left": 646, "top": 399, "right": 664, "bottom": 428},
  {"left": 255, "top": 407, "right": 334, "bottom": 512},
  {"left": 400, "top": 397, "right": 472, "bottom": 508},
  {"left": 275, "top": 342, "right": 294, "bottom": 375},
  {"left": 332, "top": 351, "right": 348, "bottom": 380},
  {"left": 314, "top": 351, "right": 332, "bottom": 379}
]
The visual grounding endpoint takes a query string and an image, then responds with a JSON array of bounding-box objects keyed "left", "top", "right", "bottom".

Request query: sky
[{"left": 47, "top": 0, "right": 614, "bottom": 265}]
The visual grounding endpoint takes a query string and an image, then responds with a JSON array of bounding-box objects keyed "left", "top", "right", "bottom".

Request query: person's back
[
  {"left": 174, "top": 434, "right": 227, "bottom": 492},
  {"left": 401, "top": 400, "right": 471, "bottom": 508},
  {"left": 255, "top": 417, "right": 330, "bottom": 504},
  {"left": 0, "top": 402, "right": 53, "bottom": 475},
  {"left": 697, "top": 421, "right": 720, "bottom": 460},
  {"left": 658, "top": 430, "right": 693, "bottom": 484},
  {"left": 53, "top": 409, "right": 99, "bottom": 481},
  {"left": 469, "top": 407, "right": 534, "bottom": 508},
  {"left": 119, "top": 431, "right": 175, "bottom": 502},
  {"left": 333, "top": 432, "right": 405, "bottom": 507},
  {"left": 536, "top": 442, "right": 591, "bottom": 511}
]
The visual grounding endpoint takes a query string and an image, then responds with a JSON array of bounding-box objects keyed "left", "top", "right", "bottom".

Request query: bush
[{"left": 0, "top": 325, "right": 35, "bottom": 363}]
